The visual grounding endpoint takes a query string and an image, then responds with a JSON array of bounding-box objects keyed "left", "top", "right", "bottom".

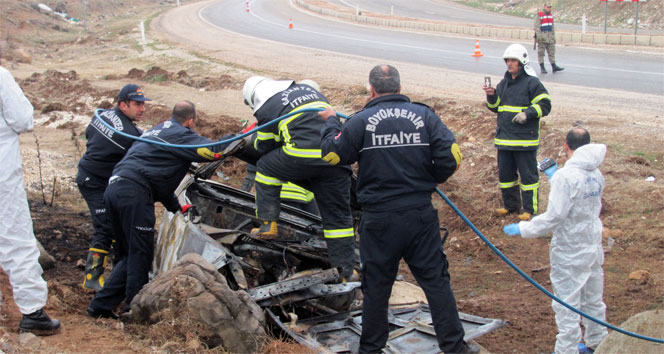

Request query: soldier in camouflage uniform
[{"left": 534, "top": 2, "right": 564, "bottom": 74}]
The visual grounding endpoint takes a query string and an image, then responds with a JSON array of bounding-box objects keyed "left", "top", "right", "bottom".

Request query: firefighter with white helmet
[
  {"left": 242, "top": 76, "right": 355, "bottom": 280},
  {"left": 483, "top": 43, "right": 552, "bottom": 221}
]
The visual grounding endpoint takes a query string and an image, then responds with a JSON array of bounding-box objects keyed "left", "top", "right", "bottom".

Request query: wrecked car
[{"left": 151, "top": 160, "right": 505, "bottom": 353}]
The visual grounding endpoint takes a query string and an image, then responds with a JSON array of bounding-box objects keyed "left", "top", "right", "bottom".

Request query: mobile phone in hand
[{"left": 484, "top": 76, "right": 491, "bottom": 87}]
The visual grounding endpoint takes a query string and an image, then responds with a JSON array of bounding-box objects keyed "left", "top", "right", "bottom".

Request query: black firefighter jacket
[
  {"left": 112, "top": 118, "right": 232, "bottom": 213},
  {"left": 321, "top": 94, "right": 463, "bottom": 212},
  {"left": 486, "top": 70, "right": 551, "bottom": 151}
]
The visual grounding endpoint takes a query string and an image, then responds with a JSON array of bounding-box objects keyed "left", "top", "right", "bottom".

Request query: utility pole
[{"left": 82, "top": 0, "right": 88, "bottom": 33}]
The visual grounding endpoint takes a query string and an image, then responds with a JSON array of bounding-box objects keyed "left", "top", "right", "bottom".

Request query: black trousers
[
  {"left": 89, "top": 177, "right": 155, "bottom": 312},
  {"left": 497, "top": 149, "right": 539, "bottom": 214},
  {"left": 255, "top": 148, "right": 354, "bottom": 276},
  {"left": 76, "top": 169, "right": 113, "bottom": 252},
  {"left": 358, "top": 204, "right": 465, "bottom": 353}
]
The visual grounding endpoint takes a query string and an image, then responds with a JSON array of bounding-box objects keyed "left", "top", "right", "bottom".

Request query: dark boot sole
[{"left": 19, "top": 327, "right": 61, "bottom": 336}]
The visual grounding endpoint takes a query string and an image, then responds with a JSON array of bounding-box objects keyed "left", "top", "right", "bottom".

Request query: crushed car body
[{"left": 154, "top": 171, "right": 506, "bottom": 353}]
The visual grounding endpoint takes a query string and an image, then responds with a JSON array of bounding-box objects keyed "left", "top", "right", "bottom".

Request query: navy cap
[{"left": 118, "top": 84, "right": 151, "bottom": 102}]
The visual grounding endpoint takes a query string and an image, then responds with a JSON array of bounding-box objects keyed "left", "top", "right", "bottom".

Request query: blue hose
[
  {"left": 93, "top": 106, "right": 662, "bottom": 342},
  {"left": 93, "top": 107, "right": 346, "bottom": 148},
  {"left": 435, "top": 187, "right": 664, "bottom": 343}
]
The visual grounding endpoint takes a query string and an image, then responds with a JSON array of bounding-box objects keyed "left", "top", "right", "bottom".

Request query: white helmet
[
  {"left": 297, "top": 79, "right": 320, "bottom": 92},
  {"left": 503, "top": 43, "right": 530, "bottom": 65},
  {"left": 243, "top": 76, "right": 268, "bottom": 109},
  {"left": 242, "top": 76, "right": 295, "bottom": 113}
]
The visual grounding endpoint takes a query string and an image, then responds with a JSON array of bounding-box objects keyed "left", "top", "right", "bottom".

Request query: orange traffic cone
[
  {"left": 288, "top": 18, "right": 293, "bottom": 29},
  {"left": 471, "top": 39, "right": 484, "bottom": 57}
]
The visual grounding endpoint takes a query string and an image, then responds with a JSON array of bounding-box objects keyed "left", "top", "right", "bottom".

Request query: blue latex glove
[
  {"left": 544, "top": 163, "right": 558, "bottom": 179},
  {"left": 503, "top": 223, "right": 521, "bottom": 236}
]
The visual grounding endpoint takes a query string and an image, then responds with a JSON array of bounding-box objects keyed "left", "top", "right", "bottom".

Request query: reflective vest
[{"left": 538, "top": 11, "right": 554, "bottom": 32}]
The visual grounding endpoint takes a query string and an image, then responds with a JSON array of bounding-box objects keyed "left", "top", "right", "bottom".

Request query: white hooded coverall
[
  {"left": 0, "top": 66, "right": 48, "bottom": 315},
  {"left": 519, "top": 143, "right": 609, "bottom": 354}
]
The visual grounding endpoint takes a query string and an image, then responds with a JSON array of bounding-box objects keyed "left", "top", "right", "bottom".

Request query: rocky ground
[{"left": 0, "top": 0, "right": 662, "bottom": 353}]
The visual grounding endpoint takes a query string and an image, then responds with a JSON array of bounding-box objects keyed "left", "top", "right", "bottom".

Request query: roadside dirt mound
[{"left": 110, "top": 66, "right": 243, "bottom": 91}]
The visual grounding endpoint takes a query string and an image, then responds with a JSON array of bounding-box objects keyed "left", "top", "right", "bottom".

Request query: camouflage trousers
[{"left": 537, "top": 32, "right": 556, "bottom": 64}]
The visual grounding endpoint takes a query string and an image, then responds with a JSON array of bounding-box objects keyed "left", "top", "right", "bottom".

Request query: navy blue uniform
[
  {"left": 321, "top": 94, "right": 466, "bottom": 353},
  {"left": 76, "top": 107, "right": 142, "bottom": 252},
  {"left": 89, "top": 118, "right": 231, "bottom": 312},
  {"left": 486, "top": 70, "right": 551, "bottom": 214},
  {"left": 252, "top": 82, "right": 355, "bottom": 278}
]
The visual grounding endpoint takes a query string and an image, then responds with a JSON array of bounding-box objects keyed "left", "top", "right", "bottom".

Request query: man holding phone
[{"left": 483, "top": 43, "right": 551, "bottom": 221}]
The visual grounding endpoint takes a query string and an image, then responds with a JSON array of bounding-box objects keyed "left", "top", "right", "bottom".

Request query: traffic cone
[
  {"left": 288, "top": 18, "right": 293, "bottom": 29},
  {"left": 471, "top": 39, "right": 484, "bottom": 57},
  {"left": 246, "top": 1, "right": 250, "bottom": 12}
]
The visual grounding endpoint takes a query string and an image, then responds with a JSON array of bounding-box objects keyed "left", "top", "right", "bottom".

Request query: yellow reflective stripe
[
  {"left": 494, "top": 138, "right": 540, "bottom": 147},
  {"left": 282, "top": 182, "right": 307, "bottom": 194},
  {"left": 531, "top": 93, "right": 551, "bottom": 104},
  {"left": 521, "top": 182, "right": 540, "bottom": 213},
  {"left": 282, "top": 146, "right": 322, "bottom": 158},
  {"left": 89, "top": 248, "right": 109, "bottom": 254},
  {"left": 500, "top": 180, "right": 519, "bottom": 189},
  {"left": 278, "top": 101, "right": 332, "bottom": 131},
  {"left": 279, "top": 101, "right": 331, "bottom": 153},
  {"left": 256, "top": 131, "right": 280, "bottom": 142},
  {"left": 280, "top": 191, "right": 308, "bottom": 201},
  {"left": 324, "top": 228, "right": 354, "bottom": 239},
  {"left": 521, "top": 182, "right": 539, "bottom": 191},
  {"left": 498, "top": 105, "right": 528, "bottom": 113},
  {"left": 281, "top": 183, "right": 314, "bottom": 202},
  {"left": 255, "top": 172, "right": 284, "bottom": 186},
  {"left": 487, "top": 97, "right": 501, "bottom": 109},
  {"left": 531, "top": 104, "right": 542, "bottom": 118}
]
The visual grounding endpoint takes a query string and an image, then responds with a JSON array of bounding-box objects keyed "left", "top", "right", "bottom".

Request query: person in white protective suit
[
  {"left": 0, "top": 64, "right": 61, "bottom": 335},
  {"left": 503, "top": 127, "right": 608, "bottom": 354}
]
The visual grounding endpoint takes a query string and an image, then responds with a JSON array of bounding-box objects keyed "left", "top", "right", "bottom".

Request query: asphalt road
[
  {"left": 331, "top": 0, "right": 664, "bottom": 34},
  {"left": 200, "top": 0, "right": 664, "bottom": 95}
]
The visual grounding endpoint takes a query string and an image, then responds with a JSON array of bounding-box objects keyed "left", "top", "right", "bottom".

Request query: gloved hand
[
  {"left": 241, "top": 121, "right": 257, "bottom": 134},
  {"left": 181, "top": 204, "right": 193, "bottom": 214},
  {"left": 512, "top": 112, "right": 527, "bottom": 124},
  {"left": 503, "top": 223, "right": 521, "bottom": 236},
  {"left": 543, "top": 163, "right": 558, "bottom": 179}
]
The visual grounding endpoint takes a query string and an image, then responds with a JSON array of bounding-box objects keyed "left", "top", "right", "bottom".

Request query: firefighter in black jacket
[
  {"left": 483, "top": 43, "right": 552, "bottom": 221},
  {"left": 319, "top": 65, "right": 478, "bottom": 354},
  {"left": 242, "top": 76, "right": 355, "bottom": 280},
  {"left": 77, "top": 84, "right": 149, "bottom": 291},
  {"left": 87, "top": 101, "right": 234, "bottom": 318}
]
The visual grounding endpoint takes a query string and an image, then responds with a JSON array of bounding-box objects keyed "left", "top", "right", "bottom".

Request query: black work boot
[
  {"left": 552, "top": 63, "right": 565, "bottom": 73},
  {"left": 87, "top": 305, "right": 119, "bottom": 319},
  {"left": 540, "top": 63, "right": 548, "bottom": 74},
  {"left": 19, "top": 309, "right": 61, "bottom": 335},
  {"left": 82, "top": 249, "right": 108, "bottom": 291}
]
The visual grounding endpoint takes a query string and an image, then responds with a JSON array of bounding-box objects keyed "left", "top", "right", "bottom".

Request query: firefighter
[
  {"left": 535, "top": 2, "right": 564, "bottom": 74},
  {"left": 77, "top": 84, "right": 149, "bottom": 291},
  {"left": 483, "top": 43, "right": 552, "bottom": 221},
  {"left": 242, "top": 76, "right": 355, "bottom": 280},
  {"left": 87, "top": 101, "right": 235, "bottom": 318},
  {"left": 319, "top": 65, "right": 477, "bottom": 354}
]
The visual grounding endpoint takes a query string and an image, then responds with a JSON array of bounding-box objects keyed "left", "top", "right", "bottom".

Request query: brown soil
[{"left": 0, "top": 1, "right": 662, "bottom": 353}]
